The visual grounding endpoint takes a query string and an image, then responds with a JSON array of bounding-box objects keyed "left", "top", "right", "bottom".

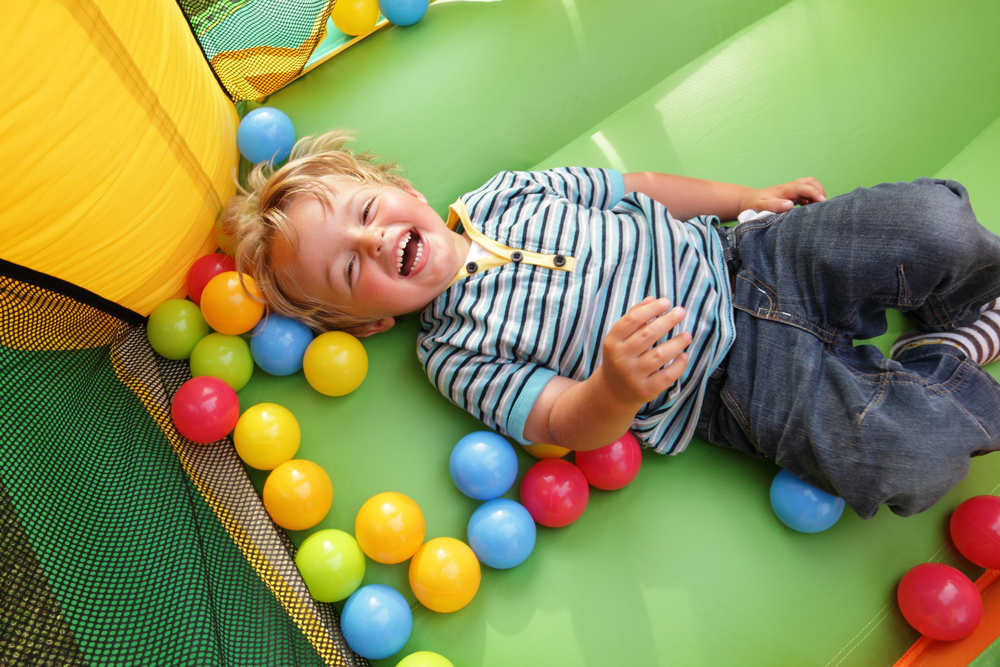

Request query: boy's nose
[{"left": 361, "top": 227, "right": 384, "bottom": 257}]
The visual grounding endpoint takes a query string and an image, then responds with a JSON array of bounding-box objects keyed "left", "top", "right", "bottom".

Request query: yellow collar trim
[{"left": 446, "top": 200, "right": 576, "bottom": 286}]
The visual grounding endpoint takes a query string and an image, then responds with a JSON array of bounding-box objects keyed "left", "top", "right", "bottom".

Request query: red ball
[
  {"left": 519, "top": 459, "right": 589, "bottom": 528},
  {"left": 950, "top": 495, "right": 1000, "bottom": 569},
  {"left": 574, "top": 432, "right": 642, "bottom": 490},
  {"left": 170, "top": 376, "right": 240, "bottom": 444},
  {"left": 186, "top": 253, "right": 236, "bottom": 305},
  {"left": 896, "top": 563, "right": 982, "bottom": 641}
]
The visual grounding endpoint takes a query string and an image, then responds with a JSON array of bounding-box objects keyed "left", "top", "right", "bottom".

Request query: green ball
[
  {"left": 295, "top": 529, "right": 366, "bottom": 603},
  {"left": 146, "top": 299, "right": 210, "bottom": 360},
  {"left": 189, "top": 333, "right": 254, "bottom": 391},
  {"left": 396, "top": 651, "right": 455, "bottom": 667}
]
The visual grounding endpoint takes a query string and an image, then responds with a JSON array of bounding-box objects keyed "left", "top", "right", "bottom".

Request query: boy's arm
[
  {"left": 623, "top": 172, "right": 826, "bottom": 221},
  {"left": 523, "top": 298, "right": 690, "bottom": 451}
]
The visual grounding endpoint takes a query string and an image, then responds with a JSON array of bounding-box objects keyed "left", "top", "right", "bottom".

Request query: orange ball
[
  {"left": 200, "top": 271, "right": 265, "bottom": 335},
  {"left": 522, "top": 442, "right": 571, "bottom": 459},
  {"left": 409, "top": 537, "right": 481, "bottom": 613},
  {"left": 355, "top": 492, "right": 426, "bottom": 564},
  {"left": 262, "top": 459, "right": 333, "bottom": 531}
]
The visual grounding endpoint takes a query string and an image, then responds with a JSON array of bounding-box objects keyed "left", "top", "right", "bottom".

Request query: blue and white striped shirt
[{"left": 417, "top": 168, "right": 735, "bottom": 454}]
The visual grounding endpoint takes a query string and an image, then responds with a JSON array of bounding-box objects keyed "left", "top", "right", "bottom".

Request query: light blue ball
[
  {"left": 237, "top": 107, "right": 296, "bottom": 163},
  {"left": 449, "top": 431, "right": 519, "bottom": 500},
  {"left": 769, "top": 469, "right": 846, "bottom": 533},
  {"left": 467, "top": 498, "right": 536, "bottom": 569},
  {"left": 250, "top": 315, "right": 314, "bottom": 376},
  {"left": 378, "top": 0, "right": 429, "bottom": 26},
  {"left": 341, "top": 584, "right": 412, "bottom": 660}
]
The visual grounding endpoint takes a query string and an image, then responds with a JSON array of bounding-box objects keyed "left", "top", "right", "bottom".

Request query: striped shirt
[{"left": 417, "top": 168, "right": 735, "bottom": 454}]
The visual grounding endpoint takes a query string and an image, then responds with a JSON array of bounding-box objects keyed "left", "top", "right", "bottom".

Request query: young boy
[{"left": 226, "top": 131, "right": 1000, "bottom": 519}]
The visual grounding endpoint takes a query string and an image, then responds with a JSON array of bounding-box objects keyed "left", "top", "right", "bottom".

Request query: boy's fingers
[
  {"left": 624, "top": 305, "right": 686, "bottom": 353},
  {"left": 649, "top": 352, "right": 689, "bottom": 388},
  {"left": 611, "top": 298, "right": 673, "bottom": 340},
  {"left": 639, "top": 331, "right": 692, "bottom": 371}
]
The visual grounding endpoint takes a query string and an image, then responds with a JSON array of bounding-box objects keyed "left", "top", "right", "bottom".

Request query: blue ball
[
  {"left": 341, "top": 584, "right": 412, "bottom": 660},
  {"left": 237, "top": 107, "right": 296, "bottom": 163},
  {"left": 250, "top": 315, "right": 314, "bottom": 376},
  {"left": 378, "top": 0, "right": 429, "bottom": 26},
  {"left": 769, "top": 469, "right": 846, "bottom": 533},
  {"left": 467, "top": 498, "right": 536, "bottom": 569},
  {"left": 449, "top": 431, "right": 519, "bottom": 500}
]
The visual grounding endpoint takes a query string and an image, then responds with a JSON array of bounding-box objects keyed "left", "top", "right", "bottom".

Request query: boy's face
[{"left": 273, "top": 176, "right": 467, "bottom": 326}]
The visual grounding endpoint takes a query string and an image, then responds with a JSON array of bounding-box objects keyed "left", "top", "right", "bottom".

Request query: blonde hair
[{"left": 222, "top": 130, "right": 411, "bottom": 331}]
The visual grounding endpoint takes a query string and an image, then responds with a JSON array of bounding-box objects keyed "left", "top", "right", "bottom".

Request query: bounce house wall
[{"left": 0, "top": 1, "right": 238, "bottom": 316}]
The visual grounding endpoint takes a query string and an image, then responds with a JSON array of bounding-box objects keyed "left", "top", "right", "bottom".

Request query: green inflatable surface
[{"left": 238, "top": 1, "right": 1000, "bottom": 664}]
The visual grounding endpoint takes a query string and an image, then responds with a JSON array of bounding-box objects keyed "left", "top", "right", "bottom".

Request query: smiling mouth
[{"left": 396, "top": 229, "right": 424, "bottom": 276}]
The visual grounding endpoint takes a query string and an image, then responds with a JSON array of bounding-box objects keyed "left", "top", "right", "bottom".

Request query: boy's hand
[
  {"left": 595, "top": 297, "right": 692, "bottom": 407},
  {"left": 739, "top": 177, "right": 826, "bottom": 213}
]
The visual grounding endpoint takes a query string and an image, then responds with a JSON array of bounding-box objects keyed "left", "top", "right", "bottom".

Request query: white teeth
[{"left": 397, "top": 232, "right": 411, "bottom": 273}]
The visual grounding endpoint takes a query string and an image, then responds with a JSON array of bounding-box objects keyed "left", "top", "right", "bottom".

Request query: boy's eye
[
  {"left": 347, "top": 256, "right": 356, "bottom": 286},
  {"left": 362, "top": 197, "right": 375, "bottom": 223}
]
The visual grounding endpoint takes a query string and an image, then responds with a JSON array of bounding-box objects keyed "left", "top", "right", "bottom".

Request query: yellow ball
[
  {"left": 233, "top": 403, "right": 301, "bottom": 470},
  {"left": 397, "top": 651, "right": 455, "bottom": 667},
  {"left": 409, "top": 537, "right": 481, "bottom": 613},
  {"left": 355, "top": 492, "right": 426, "bottom": 564},
  {"left": 522, "top": 442, "right": 572, "bottom": 459},
  {"left": 262, "top": 460, "right": 333, "bottom": 531},
  {"left": 331, "top": 0, "right": 379, "bottom": 36},
  {"left": 303, "top": 331, "right": 368, "bottom": 396}
]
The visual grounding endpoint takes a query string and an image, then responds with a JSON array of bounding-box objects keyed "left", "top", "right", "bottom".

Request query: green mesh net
[
  {"left": 0, "top": 259, "right": 365, "bottom": 666},
  {"left": 177, "top": 0, "right": 334, "bottom": 101}
]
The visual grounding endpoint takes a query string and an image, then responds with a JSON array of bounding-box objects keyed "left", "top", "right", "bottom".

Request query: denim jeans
[{"left": 697, "top": 179, "right": 1000, "bottom": 518}]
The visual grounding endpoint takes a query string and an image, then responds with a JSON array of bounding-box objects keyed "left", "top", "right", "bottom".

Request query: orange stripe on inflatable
[{"left": 893, "top": 569, "right": 1000, "bottom": 667}]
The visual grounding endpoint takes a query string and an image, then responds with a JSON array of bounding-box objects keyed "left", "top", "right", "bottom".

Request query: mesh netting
[
  {"left": 178, "top": 0, "right": 334, "bottom": 101},
  {"left": 0, "top": 259, "right": 366, "bottom": 666}
]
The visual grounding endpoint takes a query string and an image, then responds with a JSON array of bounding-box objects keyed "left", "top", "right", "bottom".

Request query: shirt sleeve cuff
[
  {"left": 608, "top": 169, "right": 625, "bottom": 207},
  {"left": 505, "top": 367, "right": 558, "bottom": 445}
]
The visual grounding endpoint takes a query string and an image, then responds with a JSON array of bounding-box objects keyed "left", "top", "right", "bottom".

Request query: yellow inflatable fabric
[{"left": 0, "top": 1, "right": 238, "bottom": 316}]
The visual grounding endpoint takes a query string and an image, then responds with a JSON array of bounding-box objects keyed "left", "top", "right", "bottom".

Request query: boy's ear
[
  {"left": 346, "top": 317, "right": 395, "bottom": 338},
  {"left": 399, "top": 179, "right": 428, "bottom": 204}
]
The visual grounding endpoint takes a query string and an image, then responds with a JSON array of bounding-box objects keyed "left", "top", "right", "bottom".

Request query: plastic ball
[
  {"left": 519, "top": 459, "right": 589, "bottom": 528},
  {"left": 449, "top": 431, "right": 519, "bottom": 500},
  {"left": 250, "top": 315, "right": 314, "bottom": 376},
  {"left": 237, "top": 107, "right": 296, "bottom": 164},
  {"left": 467, "top": 498, "right": 536, "bottom": 569},
  {"left": 574, "top": 432, "right": 642, "bottom": 490},
  {"left": 522, "top": 442, "right": 571, "bottom": 459},
  {"left": 189, "top": 333, "right": 254, "bottom": 391},
  {"left": 379, "top": 0, "right": 428, "bottom": 26},
  {"left": 769, "top": 469, "right": 845, "bottom": 533},
  {"left": 897, "top": 563, "right": 982, "bottom": 641},
  {"left": 355, "top": 492, "right": 426, "bottom": 564},
  {"left": 186, "top": 253, "right": 236, "bottom": 305},
  {"left": 295, "top": 529, "right": 366, "bottom": 602},
  {"left": 409, "top": 537, "right": 481, "bottom": 613},
  {"left": 199, "top": 271, "right": 265, "bottom": 336},
  {"left": 302, "top": 331, "right": 368, "bottom": 396},
  {"left": 949, "top": 495, "right": 1000, "bottom": 569},
  {"left": 341, "top": 584, "right": 413, "bottom": 660},
  {"left": 262, "top": 459, "right": 333, "bottom": 531},
  {"left": 170, "top": 376, "right": 239, "bottom": 444},
  {"left": 332, "top": 0, "right": 380, "bottom": 36},
  {"left": 147, "top": 299, "right": 210, "bottom": 360},
  {"left": 233, "top": 403, "right": 301, "bottom": 470},
  {"left": 397, "top": 651, "right": 455, "bottom": 667}
]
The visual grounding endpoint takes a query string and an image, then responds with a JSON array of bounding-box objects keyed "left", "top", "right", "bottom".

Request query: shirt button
[
  {"left": 553, "top": 254, "right": 566, "bottom": 267},
  {"left": 510, "top": 251, "right": 523, "bottom": 263},
  {"left": 466, "top": 261, "right": 479, "bottom": 273}
]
